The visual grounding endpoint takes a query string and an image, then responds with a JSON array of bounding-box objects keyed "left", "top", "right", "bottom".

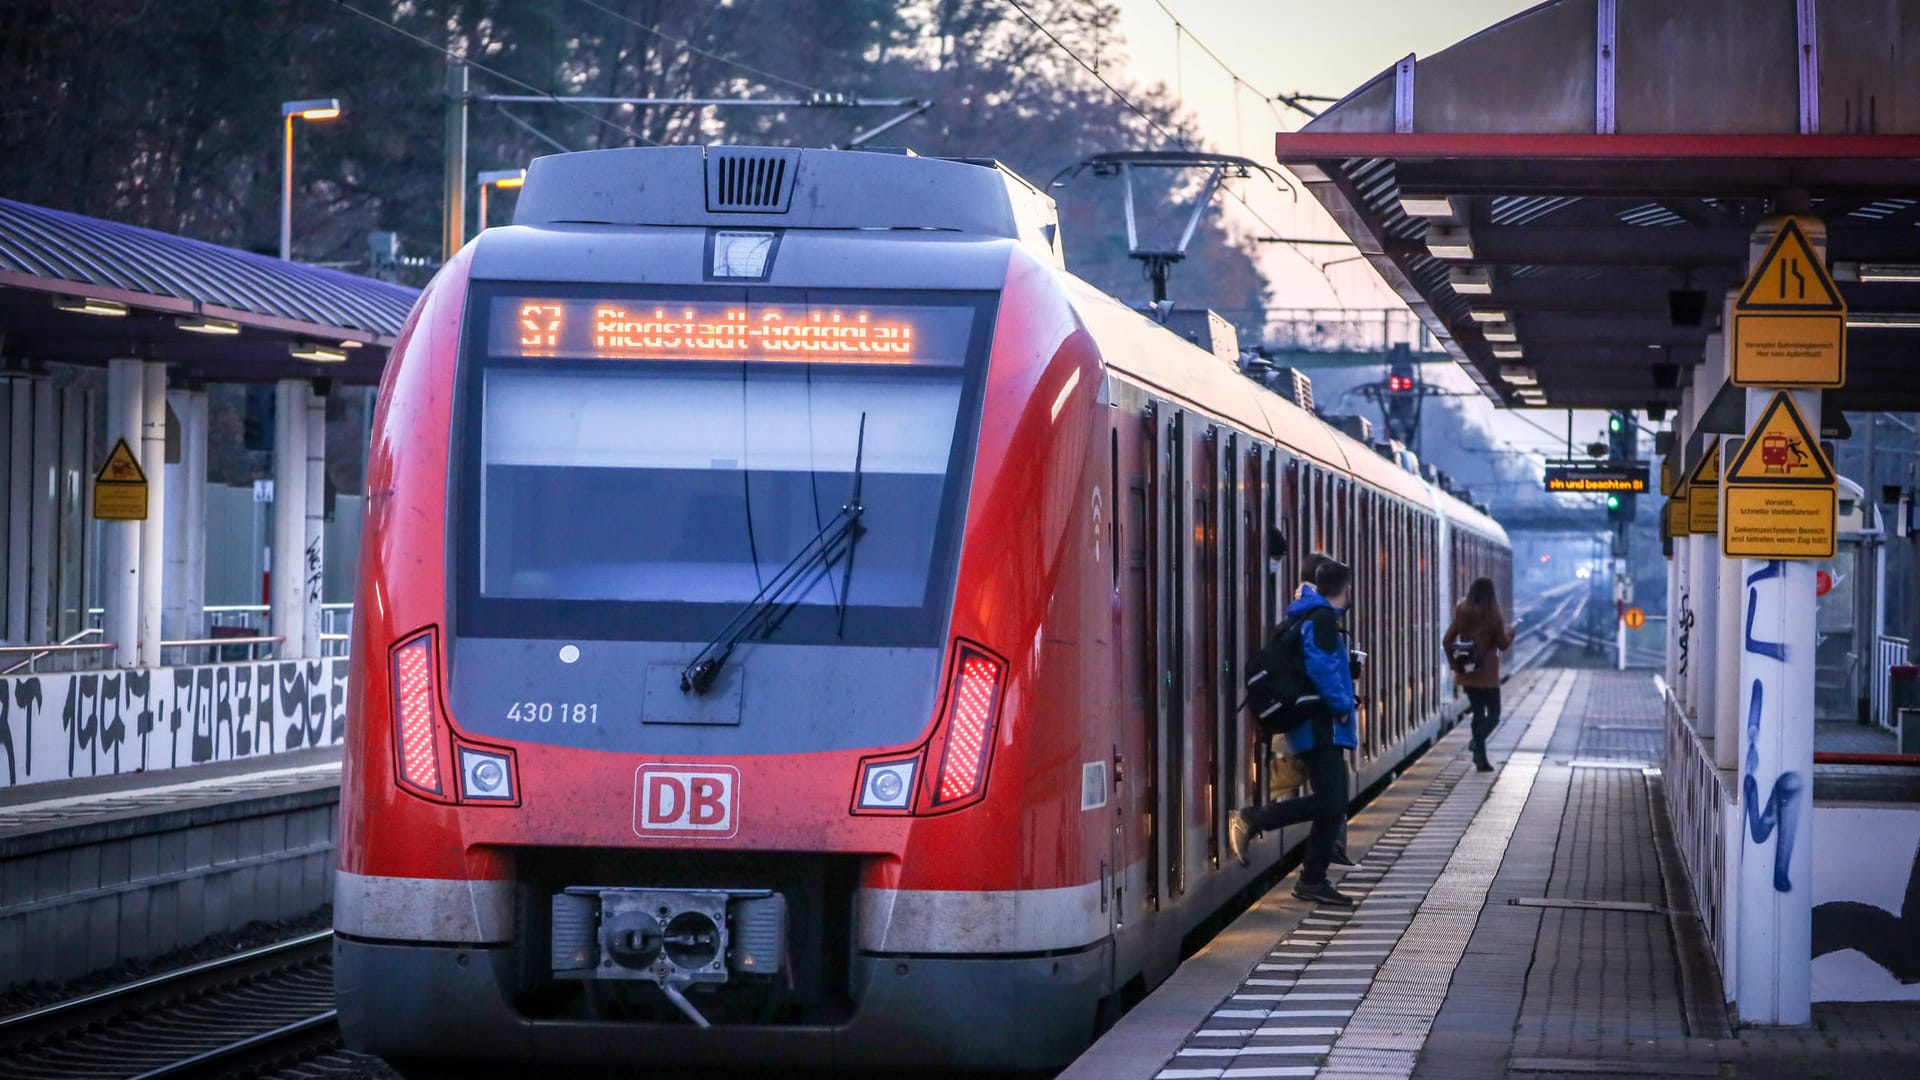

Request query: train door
[
  {"left": 1138, "top": 405, "right": 1162, "bottom": 910},
  {"left": 1166, "top": 409, "right": 1187, "bottom": 898},
  {"left": 1195, "top": 426, "right": 1219, "bottom": 870},
  {"left": 1214, "top": 430, "right": 1238, "bottom": 869}
]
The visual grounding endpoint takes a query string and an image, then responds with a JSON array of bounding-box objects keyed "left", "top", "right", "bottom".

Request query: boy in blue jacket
[{"left": 1229, "top": 559, "right": 1357, "bottom": 906}]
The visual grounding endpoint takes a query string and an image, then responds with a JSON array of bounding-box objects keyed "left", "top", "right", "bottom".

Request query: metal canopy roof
[
  {"left": 0, "top": 198, "right": 418, "bottom": 384},
  {"left": 1271, "top": 0, "right": 1920, "bottom": 413}
]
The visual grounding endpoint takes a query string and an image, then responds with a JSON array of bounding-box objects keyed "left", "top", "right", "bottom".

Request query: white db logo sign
[{"left": 634, "top": 765, "right": 739, "bottom": 838}]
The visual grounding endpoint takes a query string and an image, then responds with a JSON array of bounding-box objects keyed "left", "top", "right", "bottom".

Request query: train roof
[
  {"left": 513, "top": 145, "right": 1063, "bottom": 269},
  {"left": 1065, "top": 277, "right": 1507, "bottom": 545}
]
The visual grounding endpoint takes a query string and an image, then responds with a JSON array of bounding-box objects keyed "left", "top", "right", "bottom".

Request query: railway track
[
  {"left": 1508, "top": 582, "right": 1589, "bottom": 673},
  {"left": 0, "top": 931, "right": 344, "bottom": 1079}
]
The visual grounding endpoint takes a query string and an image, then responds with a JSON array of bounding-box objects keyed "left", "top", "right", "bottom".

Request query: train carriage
[{"left": 333, "top": 145, "right": 1509, "bottom": 1073}]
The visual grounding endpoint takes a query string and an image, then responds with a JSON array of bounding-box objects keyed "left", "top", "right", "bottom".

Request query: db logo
[{"left": 634, "top": 764, "right": 739, "bottom": 838}]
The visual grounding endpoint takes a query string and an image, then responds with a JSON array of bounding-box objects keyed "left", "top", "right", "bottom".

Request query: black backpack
[{"left": 1243, "top": 610, "right": 1322, "bottom": 739}]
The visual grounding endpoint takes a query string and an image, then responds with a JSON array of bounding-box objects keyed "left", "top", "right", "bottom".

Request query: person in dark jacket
[
  {"left": 1228, "top": 559, "right": 1358, "bottom": 906},
  {"left": 1443, "top": 576, "right": 1516, "bottom": 772}
]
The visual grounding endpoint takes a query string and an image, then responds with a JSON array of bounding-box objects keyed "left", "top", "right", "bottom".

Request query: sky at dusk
[{"left": 1101, "top": 0, "right": 1612, "bottom": 458}]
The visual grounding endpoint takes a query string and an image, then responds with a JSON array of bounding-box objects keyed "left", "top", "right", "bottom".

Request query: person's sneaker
[
  {"left": 1475, "top": 761, "right": 1495, "bottom": 773},
  {"left": 1228, "top": 810, "right": 1252, "bottom": 868},
  {"left": 1292, "top": 879, "right": 1355, "bottom": 906},
  {"left": 1330, "top": 844, "right": 1355, "bottom": 867}
]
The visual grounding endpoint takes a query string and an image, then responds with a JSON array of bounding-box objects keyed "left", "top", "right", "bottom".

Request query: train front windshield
[{"left": 455, "top": 288, "right": 994, "bottom": 647}]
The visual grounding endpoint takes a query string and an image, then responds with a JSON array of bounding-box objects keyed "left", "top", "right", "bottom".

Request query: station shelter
[
  {"left": 1269, "top": 0, "right": 1920, "bottom": 1024},
  {"left": 0, "top": 197, "right": 415, "bottom": 786}
]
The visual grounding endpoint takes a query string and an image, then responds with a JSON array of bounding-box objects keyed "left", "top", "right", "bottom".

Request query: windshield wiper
[{"left": 681, "top": 414, "right": 867, "bottom": 695}]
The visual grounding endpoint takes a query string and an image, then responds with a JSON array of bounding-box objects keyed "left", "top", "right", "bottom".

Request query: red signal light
[
  {"left": 930, "top": 644, "right": 1006, "bottom": 808},
  {"left": 1388, "top": 375, "right": 1414, "bottom": 392}
]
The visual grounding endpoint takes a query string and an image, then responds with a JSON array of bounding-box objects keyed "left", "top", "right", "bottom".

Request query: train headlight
[
  {"left": 459, "top": 746, "right": 516, "bottom": 802},
  {"left": 855, "top": 758, "right": 916, "bottom": 812}
]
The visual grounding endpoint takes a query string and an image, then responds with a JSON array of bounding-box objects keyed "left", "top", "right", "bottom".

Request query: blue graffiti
[
  {"left": 1741, "top": 677, "right": 1805, "bottom": 892},
  {"left": 1744, "top": 560, "right": 1787, "bottom": 662}
]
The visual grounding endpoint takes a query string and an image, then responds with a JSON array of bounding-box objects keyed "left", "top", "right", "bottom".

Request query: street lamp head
[
  {"left": 478, "top": 168, "right": 527, "bottom": 190},
  {"left": 282, "top": 98, "right": 342, "bottom": 121}
]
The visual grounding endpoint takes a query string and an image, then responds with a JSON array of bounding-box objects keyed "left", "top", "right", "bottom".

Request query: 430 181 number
[{"left": 508, "top": 702, "right": 598, "bottom": 724}]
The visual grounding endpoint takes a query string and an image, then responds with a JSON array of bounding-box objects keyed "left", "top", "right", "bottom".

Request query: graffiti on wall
[
  {"left": 1812, "top": 806, "right": 1920, "bottom": 1001},
  {"left": 0, "top": 658, "right": 347, "bottom": 787}
]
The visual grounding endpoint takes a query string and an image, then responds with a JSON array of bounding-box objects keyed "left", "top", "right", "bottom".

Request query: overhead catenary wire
[
  {"left": 328, "top": 0, "right": 663, "bottom": 146},
  {"left": 569, "top": 0, "right": 831, "bottom": 97}
]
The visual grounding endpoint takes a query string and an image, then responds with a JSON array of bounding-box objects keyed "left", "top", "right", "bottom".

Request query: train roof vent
[{"left": 705, "top": 147, "right": 799, "bottom": 213}]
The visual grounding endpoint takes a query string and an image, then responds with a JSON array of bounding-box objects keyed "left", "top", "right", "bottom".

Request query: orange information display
[{"left": 490, "top": 297, "right": 972, "bottom": 365}]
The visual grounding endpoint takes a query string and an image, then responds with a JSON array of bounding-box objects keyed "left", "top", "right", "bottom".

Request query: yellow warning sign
[
  {"left": 1660, "top": 454, "right": 1679, "bottom": 497},
  {"left": 1624, "top": 607, "right": 1646, "bottom": 630},
  {"left": 1731, "top": 216, "right": 1846, "bottom": 387},
  {"left": 1724, "top": 393, "right": 1835, "bottom": 485},
  {"left": 1665, "top": 496, "right": 1689, "bottom": 539},
  {"left": 1687, "top": 439, "right": 1720, "bottom": 533},
  {"left": 1722, "top": 487, "right": 1837, "bottom": 559},
  {"left": 92, "top": 438, "right": 147, "bottom": 521}
]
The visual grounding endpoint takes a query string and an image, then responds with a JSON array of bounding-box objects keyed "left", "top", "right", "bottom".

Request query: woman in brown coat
[{"left": 1443, "top": 577, "right": 1516, "bottom": 772}]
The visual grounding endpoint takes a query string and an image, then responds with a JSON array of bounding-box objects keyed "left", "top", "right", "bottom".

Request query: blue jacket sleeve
[{"left": 1302, "top": 611, "right": 1355, "bottom": 716}]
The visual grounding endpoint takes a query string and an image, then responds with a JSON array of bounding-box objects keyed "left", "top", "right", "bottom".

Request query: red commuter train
[{"left": 333, "top": 146, "right": 1511, "bottom": 1073}]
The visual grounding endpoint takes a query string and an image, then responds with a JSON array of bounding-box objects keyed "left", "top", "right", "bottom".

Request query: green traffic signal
[
  {"left": 1608, "top": 414, "right": 1624, "bottom": 433},
  {"left": 1606, "top": 493, "right": 1621, "bottom": 510}
]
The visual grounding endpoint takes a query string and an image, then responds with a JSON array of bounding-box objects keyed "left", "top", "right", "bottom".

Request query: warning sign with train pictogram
[
  {"left": 1720, "top": 393, "right": 1838, "bottom": 560},
  {"left": 91, "top": 438, "right": 148, "bottom": 521},
  {"left": 1731, "top": 215, "right": 1846, "bottom": 388}
]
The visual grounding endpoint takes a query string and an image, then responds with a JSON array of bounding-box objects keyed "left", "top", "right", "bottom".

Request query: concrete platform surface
[{"left": 1065, "top": 669, "right": 1920, "bottom": 1080}]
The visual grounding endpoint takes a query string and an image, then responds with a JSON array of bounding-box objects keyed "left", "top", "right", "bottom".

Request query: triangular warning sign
[
  {"left": 1725, "top": 392, "right": 1835, "bottom": 485},
  {"left": 1735, "top": 217, "right": 1845, "bottom": 313},
  {"left": 1688, "top": 437, "right": 1721, "bottom": 486},
  {"left": 95, "top": 438, "right": 146, "bottom": 485}
]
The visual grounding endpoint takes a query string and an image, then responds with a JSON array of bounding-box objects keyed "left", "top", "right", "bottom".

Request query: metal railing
[
  {"left": 79, "top": 603, "right": 355, "bottom": 659},
  {"left": 1872, "top": 634, "right": 1910, "bottom": 730},
  {"left": 158, "top": 635, "right": 286, "bottom": 666},
  {"left": 0, "top": 629, "right": 114, "bottom": 675}
]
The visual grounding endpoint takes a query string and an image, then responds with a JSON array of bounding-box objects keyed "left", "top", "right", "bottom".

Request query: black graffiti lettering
[
  {"left": 279, "top": 663, "right": 309, "bottom": 750},
  {"left": 0, "top": 685, "right": 14, "bottom": 786},
  {"left": 11, "top": 678, "right": 43, "bottom": 782},
  {"left": 303, "top": 660, "right": 327, "bottom": 748},
  {"left": 328, "top": 659, "right": 348, "bottom": 742}
]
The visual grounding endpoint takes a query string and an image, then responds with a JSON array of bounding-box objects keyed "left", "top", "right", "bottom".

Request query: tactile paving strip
[{"left": 1154, "top": 672, "right": 1573, "bottom": 1080}]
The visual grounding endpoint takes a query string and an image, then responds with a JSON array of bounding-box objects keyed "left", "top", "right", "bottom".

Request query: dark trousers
[
  {"left": 1244, "top": 742, "right": 1348, "bottom": 884},
  {"left": 1466, "top": 686, "right": 1501, "bottom": 767}
]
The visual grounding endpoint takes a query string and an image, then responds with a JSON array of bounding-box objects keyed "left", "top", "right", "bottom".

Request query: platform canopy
[
  {"left": 0, "top": 198, "right": 418, "bottom": 384},
  {"left": 1273, "top": 0, "right": 1920, "bottom": 412}
]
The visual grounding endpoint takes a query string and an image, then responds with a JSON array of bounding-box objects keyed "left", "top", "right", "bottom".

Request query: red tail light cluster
[
  {"left": 392, "top": 632, "right": 446, "bottom": 797},
  {"left": 390, "top": 628, "right": 519, "bottom": 806},
  {"left": 931, "top": 647, "right": 1004, "bottom": 806},
  {"left": 850, "top": 641, "right": 1007, "bottom": 817}
]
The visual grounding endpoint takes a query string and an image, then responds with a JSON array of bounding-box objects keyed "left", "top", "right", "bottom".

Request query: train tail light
[
  {"left": 928, "top": 644, "right": 1005, "bottom": 809},
  {"left": 391, "top": 631, "right": 448, "bottom": 798}
]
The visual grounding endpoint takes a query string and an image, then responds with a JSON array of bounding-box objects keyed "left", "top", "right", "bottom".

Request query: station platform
[
  {"left": 0, "top": 748, "right": 341, "bottom": 988},
  {"left": 1065, "top": 669, "right": 1920, "bottom": 1080}
]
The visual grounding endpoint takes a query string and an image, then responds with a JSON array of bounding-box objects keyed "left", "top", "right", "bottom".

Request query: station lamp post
[
  {"left": 476, "top": 169, "right": 526, "bottom": 231},
  {"left": 280, "top": 98, "right": 342, "bottom": 261}
]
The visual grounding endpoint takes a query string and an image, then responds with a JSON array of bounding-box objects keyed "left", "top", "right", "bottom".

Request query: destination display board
[
  {"left": 1543, "top": 461, "right": 1650, "bottom": 494},
  {"left": 1720, "top": 393, "right": 1839, "bottom": 559},
  {"left": 489, "top": 298, "right": 973, "bottom": 365}
]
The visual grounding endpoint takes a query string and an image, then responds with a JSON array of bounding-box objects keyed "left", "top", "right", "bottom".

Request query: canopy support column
[
  {"left": 302, "top": 382, "right": 326, "bottom": 658},
  {"left": 270, "top": 378, "right": 309, "bottom": 659},
  {"left": 105, "top": 359, "right": 142, "bottom": 668}
]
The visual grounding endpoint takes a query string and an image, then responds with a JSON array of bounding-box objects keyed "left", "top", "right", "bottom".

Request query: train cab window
[{"left": 455, "top": 287, "right": 995, "bottom": 645}]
